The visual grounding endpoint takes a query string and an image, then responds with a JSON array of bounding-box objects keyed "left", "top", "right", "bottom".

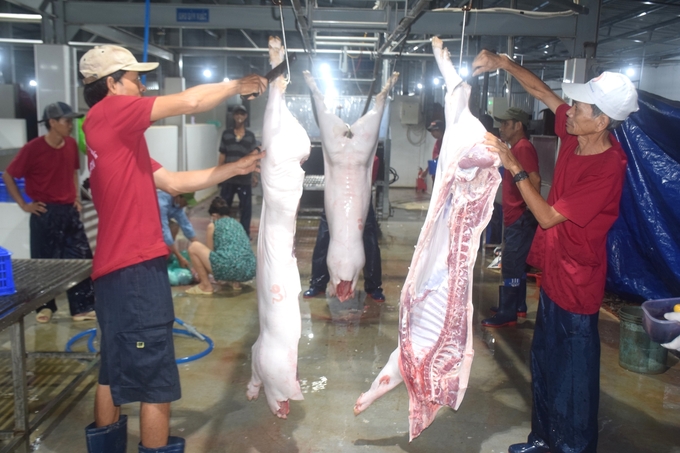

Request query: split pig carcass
[
  {"left": 246, "top": 37, "right": 310, "bottom": 418},
  {"left": 303, "top": 70, "right": 399, "bottom": 301},
  {"left": 354, "top": 37, "right": 501, "bottom": 440}
]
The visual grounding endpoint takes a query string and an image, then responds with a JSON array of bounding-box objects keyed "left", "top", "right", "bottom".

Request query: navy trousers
[
  {"left": 220, "top": 183, "right": 252, "bottom": 238},
  {"left": 501, "top": 209, "right": 537, "bottom": 281},
  {"left": 30, "top": 203, "right": 95, "bottom": 316},
  {"left": 529, "top": 289, "right": 600, "bottom": 453},
  {"left": 309, "top": 203, "right": 382, "bottom": 293}
]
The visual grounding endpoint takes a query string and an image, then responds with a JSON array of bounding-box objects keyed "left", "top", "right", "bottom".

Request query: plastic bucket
[{"left": 619, "top": 306, "right": 668, "bottom": 374}]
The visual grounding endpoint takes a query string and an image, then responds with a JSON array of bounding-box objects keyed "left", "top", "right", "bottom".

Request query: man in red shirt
[
  {"left": 78, "top": 45, "right": 266, "bottom": 453},
  {"left": 3, "top": 102, "right": 96, "bottom": 323},
  {"left": 473, "top": 51, "right": 637, "bottom": 453},
  {"left": 483, "top": 107, "right": 540, "bottom": 327}
]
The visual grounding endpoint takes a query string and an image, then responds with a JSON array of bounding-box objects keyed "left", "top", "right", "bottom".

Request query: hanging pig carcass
[
  {"left": 354, "top": 37, "right": 501, "bottom": 440},
  {"left": 246, "top": 37, "right": 310, "bottom": 418},
  {"left": 303, "top": 70, "right": 399, "bottom": 301}
]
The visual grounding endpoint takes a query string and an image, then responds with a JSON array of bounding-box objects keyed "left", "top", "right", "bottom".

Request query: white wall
[
  {"left": 145, "top": 125, "right": 179, "bottom": 172},
  {"left": 639, "top": 64, "right": 680, "bottom": 101},
  {"left": 0, "top": 119, "right": 27, "bottom": 149},
  {"left": 389, "top": 95, "right": 434, "bottom": 188},
  {"left": 186, "top": 124, "right": 220, "bottom": 202},
  {"left": 0, "top": 204, "right": 30, "bottom": 258}
]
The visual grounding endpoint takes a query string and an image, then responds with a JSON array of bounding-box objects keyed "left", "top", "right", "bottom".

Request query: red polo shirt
[{"left": 502, "top": 137, "right": 539, "bottom": 226}]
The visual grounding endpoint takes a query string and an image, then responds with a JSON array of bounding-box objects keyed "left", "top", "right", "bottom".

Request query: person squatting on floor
[
  {"left": 3, "top": 102, "right": 96, "bottom": 324},
  {"left": 186, "top": 197, "right": 256, "bottom": 294},
  {"left": 218, "top": 104, "right": 260, "bottom": 239},
  {"left": 78, "top": 44, "right": 266, "bottom": 453},
  {"left": 482, "top": 107, "right": 540, "bottom": 327},
  {"left": 157, "top": 190, "right": 198, "bottom": 269},
  {"left": 473, "top": 50, "right": 638, "bottom": 453}
]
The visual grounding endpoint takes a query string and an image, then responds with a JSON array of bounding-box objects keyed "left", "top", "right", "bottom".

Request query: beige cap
[{"left": 79, "top": 45, "right": 159, "bottom": 84}]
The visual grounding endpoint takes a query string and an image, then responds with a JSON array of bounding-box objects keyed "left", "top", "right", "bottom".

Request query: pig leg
[{"left": 354, "top": 347, "right": 404, "bottom": 414}]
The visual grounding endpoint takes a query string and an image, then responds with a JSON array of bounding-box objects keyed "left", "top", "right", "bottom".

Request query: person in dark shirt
[{"left": 218, "top": 104, "right": 259, "bottom": 238}]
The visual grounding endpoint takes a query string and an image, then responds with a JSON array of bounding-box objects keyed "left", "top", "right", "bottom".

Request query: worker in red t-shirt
[
  {"left": 78, "top": 45, "right": 266, "bottom": 453},
  {"left": 3, "top": 102, "right": 96, "bottom": 324},
  {"left": 474, "top": 50, "right": 638, "bottom": 453},
  {"left": 483, "top": 107, "right": 540, "bottom": 328}
]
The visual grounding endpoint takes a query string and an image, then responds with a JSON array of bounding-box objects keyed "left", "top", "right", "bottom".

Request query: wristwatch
[{"left": 513, "top": 170, "right": 529, "bottom": 183}]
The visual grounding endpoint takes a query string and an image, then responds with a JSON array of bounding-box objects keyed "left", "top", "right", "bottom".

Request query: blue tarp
[{"left": 608, "top": 90, "right": 680, "bottom": 302}]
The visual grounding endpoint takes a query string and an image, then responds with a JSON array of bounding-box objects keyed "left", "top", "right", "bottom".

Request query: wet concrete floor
[{"left": 1, "top": 188, "right": 679, "bottom": 453}]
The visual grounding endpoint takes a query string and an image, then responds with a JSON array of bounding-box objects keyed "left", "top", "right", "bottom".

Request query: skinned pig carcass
[
  {"left": 354, "top": 37, "right": 501, "bottom": 440},
  {"left": 246, "top": 36, "right": 310, "bottom": 418},
  {"left": 303, "top": 71, "right": 399, "bottom": 301}
]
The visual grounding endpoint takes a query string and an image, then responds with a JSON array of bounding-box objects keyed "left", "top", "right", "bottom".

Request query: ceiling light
[
  {"left": 29, "top": 79, "right": 37, "bottom": 87},
  {"left": 637, "top": 11, "right": 647, "bottom": 17},
  {"left": 417, "top": 83, "right": 423, "bottom": 90},
  {"left": 544, "top": 44, "right": 550, "bottom": 49},
  {"left": 625, "top": 67, "right": 635, "bottom": 77},
  {"left": 223, "top": 77, "right": 230, "bottom": 82},
  {"left": 433, "top": 78, "right": 440, "bottom": 85},
  {"left": 203, "top": 69, "right": 212, "bottom": 79},
  {"left": 514, "top": 46, "right": 519, "bottom": 50},
  {"left": 459, "top": 67, "right": 469, "bottom": 77},
  {"left": 544, "top": 50, "right": 548, "bottom": 54}
]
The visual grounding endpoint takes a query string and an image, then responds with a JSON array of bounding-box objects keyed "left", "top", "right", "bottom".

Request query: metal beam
[
  {"left": 290, "top": 0, "right": 314, "bottom": 56},
  {"left": 377, "top": 0, "right": 431, "bottom": 55},
  {"left": 79, "top": 25, "right": 175, "bottom": 61},
  {"left": 63, "top": 3, "right": 581, "bottom": 38}
]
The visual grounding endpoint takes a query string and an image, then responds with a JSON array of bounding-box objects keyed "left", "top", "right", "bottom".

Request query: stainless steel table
[{"left": 0, "top": 259, "right": 98, "bottom": 453}]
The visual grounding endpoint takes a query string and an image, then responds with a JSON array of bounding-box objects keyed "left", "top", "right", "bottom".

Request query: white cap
[
  {"left": 79, "top": 45, "right": 159, "bottom": 85},
  {"left": 562, "top": 72, "right": 639, "bottom": 121}
]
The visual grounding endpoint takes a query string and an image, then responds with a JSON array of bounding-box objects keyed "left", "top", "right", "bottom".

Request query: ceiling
[{"left": 1, "top": 0, "right": 680, "bottom": 91}]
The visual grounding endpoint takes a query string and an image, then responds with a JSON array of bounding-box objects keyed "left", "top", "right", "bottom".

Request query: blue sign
[{"left": 176, "top": 8, "right": 209, "bottom": 23}]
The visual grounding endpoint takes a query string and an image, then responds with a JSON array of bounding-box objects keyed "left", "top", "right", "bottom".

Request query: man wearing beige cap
[
  {"left": 78, "top": 45, "right": 266, "bottom": 453},
  {"left": 473, "top": 51, "right": 638, "bottom": 453},
  {"left": 482, "top": 107, "right": 541, "bottom": 328}
]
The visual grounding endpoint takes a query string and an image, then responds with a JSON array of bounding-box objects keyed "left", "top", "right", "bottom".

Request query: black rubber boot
[
  {"left": 482, "top": 286, "right": 520, "bottom": 327},
  {"left": 138, "top": 436, "right": 185, "bottom": 452},
  {"left": 85, "top": 415, "right": 127, "bottom": 453},
  {"left": 517, "top": 276, "right": 528, "bottom": 316}
]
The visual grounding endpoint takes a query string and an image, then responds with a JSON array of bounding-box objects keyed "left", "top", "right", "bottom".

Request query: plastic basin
[{"left": 641, "top": 298, "right": 680, "bottom": 344}]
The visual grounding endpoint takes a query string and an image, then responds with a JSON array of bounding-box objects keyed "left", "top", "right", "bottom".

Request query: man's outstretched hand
[{"left": 234, "top": 149, "right": 265, "bottom": 175}]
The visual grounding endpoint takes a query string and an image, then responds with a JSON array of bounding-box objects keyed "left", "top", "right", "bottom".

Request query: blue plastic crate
[{"left": 0, "top": 246, "right": 17, "bottom": 296}]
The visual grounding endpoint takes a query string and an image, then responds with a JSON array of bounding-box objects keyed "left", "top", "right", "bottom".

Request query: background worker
[
  {"left": 2, "top": 102, "right": 96, "bottom": 324},
  {"left": 473, "top": 49, "right": 637, "bottom": 453},
  {"left": 483, "top": 107, "right": 540, "bottom": 327},
  {"left": 426, "top": 119, "right": 445, "bottom": 183},
  {"left": 157, "top": 190, "right": 198, "bottom": 269},
  {"left": 79, "top": 44, "right": 266, "bottom": 453},
  {"left": 186, "top": 196, "right": 256, "bottom": 294},
  {"left": 218, "top": 104, "right": 259, "bottom": 238}
]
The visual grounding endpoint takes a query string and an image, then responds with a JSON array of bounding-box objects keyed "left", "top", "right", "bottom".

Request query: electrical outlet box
[{"left": 400, "top": 101, "right": 420, "bottom": 125}]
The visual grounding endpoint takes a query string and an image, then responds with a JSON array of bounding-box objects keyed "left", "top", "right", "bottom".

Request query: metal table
[{"left": 0, "top": 259, "right": 98, "bottom": 453}]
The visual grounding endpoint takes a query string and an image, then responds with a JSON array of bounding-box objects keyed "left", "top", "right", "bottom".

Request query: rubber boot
[
  {"left": 85, "top": 415, "right": 127, "bottom": 453},
  {"left": 139, "top": 436, "right": 185, "bottom": 453},
  {"left": 517, "top": 275, "right": 528, "bottom": 316},
  {"left": 489, "top": 277, "right": 527, "bottom": 318},
  {"left": 482, "top": 286, "right": 519, "bottom": 327}
]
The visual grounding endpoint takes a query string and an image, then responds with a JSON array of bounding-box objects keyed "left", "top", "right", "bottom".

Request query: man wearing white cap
[
  {"left": 473, "top": 51, "right": 638, "bottom": 453},
  {"left": 78, "top": 45, "right": 266, "bottom": 453}
]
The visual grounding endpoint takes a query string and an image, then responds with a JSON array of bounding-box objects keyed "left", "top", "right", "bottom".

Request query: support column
[{"left": 34, "top": 44, "right": 72, "bottom": 135}]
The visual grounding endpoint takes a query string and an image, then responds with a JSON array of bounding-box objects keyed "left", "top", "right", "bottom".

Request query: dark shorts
[{"left": 94, "top": 256, "right": 181, "bottom": 405}]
